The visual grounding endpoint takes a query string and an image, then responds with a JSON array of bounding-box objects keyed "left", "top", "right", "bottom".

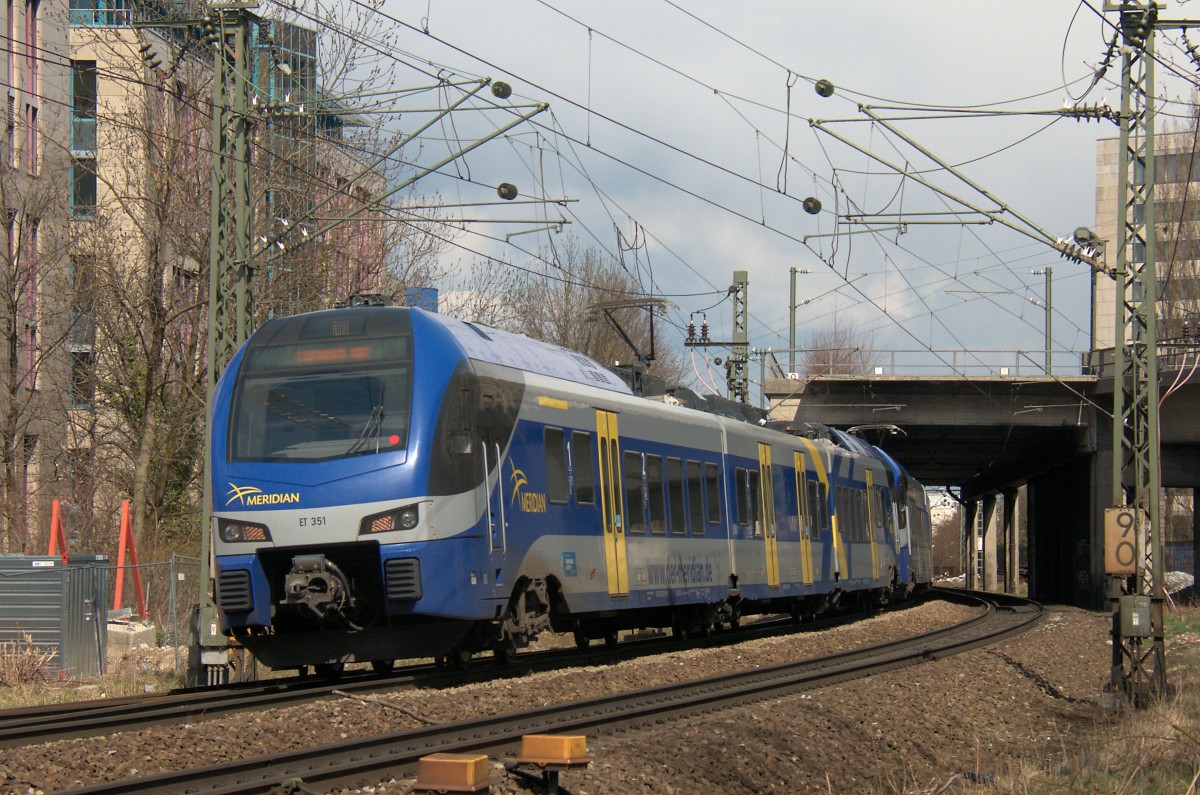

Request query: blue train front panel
[{"left": 210, "top": 308, "right": 498, "bottom": 664}]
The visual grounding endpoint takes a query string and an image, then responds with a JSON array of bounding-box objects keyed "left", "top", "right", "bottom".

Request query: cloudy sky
[{"left": 309, "top": 0, "right": 1200, "bottom": 394}]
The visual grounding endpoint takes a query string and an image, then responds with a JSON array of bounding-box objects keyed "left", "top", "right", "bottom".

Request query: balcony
[{"left": 69, "top": 0, "right": 131, "bottom": 27}]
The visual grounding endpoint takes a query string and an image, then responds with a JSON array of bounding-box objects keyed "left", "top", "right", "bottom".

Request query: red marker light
[{"left": 389, "top": 434, "right": 400, "bottom": 445}]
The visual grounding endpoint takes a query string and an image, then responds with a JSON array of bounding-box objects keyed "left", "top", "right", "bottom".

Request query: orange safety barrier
[
  {"left": 112, "top": 500, "right": 148, "bottom": 620},
  {"left": 47, "top": 499, "right": 68, "bottom": 565}
]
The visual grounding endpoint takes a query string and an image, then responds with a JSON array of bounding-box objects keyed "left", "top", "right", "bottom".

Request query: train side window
[
  {"left": 817, "top": 482, "right": 829, "bottom": 535},
  {"left": 704, "top": 462, "right": 722, "bottom": 524},
  {"left": 734, "top": 467, "right": 748, "bottom": 525},
  {"left": 874, "top": 487, "right": 887, "bottom": 539},
  {"left": 646, "top": 454, "right": 666, "bottom": 534},
  {"left": 807, "top": 480, "right": 821, "bottom": 538},
  {"left": 623, "top": 451, "right": 645, "bottom": 534},
  {"left": 545, "top": 427, "right": 569, "bottom": 505},
  {"left": 667, "top": 457, "right": 685, "bottom": 535},
  {"left": 833, "top": 486, "right": 845, "bottom": 539},
  {"left": 748, "top": 469, "right": 761, "bottom": 537},
  {"left": 572, "top": 432, "right": 595, "bottom": 505},
  {"left": 686, "top": 460, "right": 704, "bottom": 535},
  {"left": 859, "top": 489, "right": 870, "bottom": 542},
  {"left": 851, "top": 489, "right": 862, "bottom": 542}
]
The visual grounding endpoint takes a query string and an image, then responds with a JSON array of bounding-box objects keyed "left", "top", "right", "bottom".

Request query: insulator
[
  {"left": 701, "top": 320, "right": 709, "bottom": 342},
  {"left": 687, "top": 321, "right": 695, "bottom": 342}
]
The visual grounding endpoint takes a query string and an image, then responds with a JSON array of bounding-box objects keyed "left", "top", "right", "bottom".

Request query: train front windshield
[{"left": 228, "top": 334, "right": 413, "bottom": 463}]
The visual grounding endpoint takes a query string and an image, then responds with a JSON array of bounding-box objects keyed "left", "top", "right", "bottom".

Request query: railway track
[
  {"left": 0, "top": 603, "right": 866, "bottom": 748},
  {"left": 44, "top": 589, "right": 1040, "bottom": 795}
]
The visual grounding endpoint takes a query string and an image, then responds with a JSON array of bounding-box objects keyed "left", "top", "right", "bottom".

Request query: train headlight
[
  {"left": 218, "top": 519, "right": 271, "bottom": 543},
  {"left": 398, "top": 507, "right": 419, "bottom": 530},
  {"left": 359, "top": 504, "right": 420, "bottom": 535}
]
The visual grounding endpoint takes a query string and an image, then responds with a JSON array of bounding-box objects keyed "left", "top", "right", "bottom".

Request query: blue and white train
[{"left": 211, "top": 304, "right": 933, "bottom": 672}]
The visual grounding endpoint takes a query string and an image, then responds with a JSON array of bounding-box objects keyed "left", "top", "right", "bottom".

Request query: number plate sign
[{"left": 1104, "top": 507, "right": 1140, "bottom": 575}]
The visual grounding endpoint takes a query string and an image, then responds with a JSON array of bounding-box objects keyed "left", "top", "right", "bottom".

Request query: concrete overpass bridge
[{"left": 764, "top": 348, "right": 1200, "bottom": 607}]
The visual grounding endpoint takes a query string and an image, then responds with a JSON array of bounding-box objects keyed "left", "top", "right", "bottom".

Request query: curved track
[
  {"left": 45, "top": 589, "right": 1041, "bottom": 795},
  {"left": 0, "top": 606, "right": 862, "bottom": 747}
]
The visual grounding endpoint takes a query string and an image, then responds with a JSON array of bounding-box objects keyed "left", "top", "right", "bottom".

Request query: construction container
[{"left": 0, "top": 554, "right": 109, "bottom": 676}]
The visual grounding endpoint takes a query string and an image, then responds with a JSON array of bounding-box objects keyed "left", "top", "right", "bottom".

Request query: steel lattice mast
[
  {"left": 198, "top": 2, "right": 258, "bottom": 685},
  {"left": 1109, "top": 0, "right": 1166, "bottom": 703}
]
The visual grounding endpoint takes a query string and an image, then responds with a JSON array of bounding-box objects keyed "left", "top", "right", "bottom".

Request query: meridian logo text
[{"left": 226, "top": 483, "right": 301, "bottom": 507}]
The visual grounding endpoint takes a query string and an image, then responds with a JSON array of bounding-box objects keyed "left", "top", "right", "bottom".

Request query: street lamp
[
  {"left": 1031, "top": 267, "right": 1053, "bottom": 373},
  {"left": 789, "top": 267, "right": 811, "bottom": 375}
]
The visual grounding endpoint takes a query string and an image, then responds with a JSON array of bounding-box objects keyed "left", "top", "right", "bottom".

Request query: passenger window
[
  {"left": 646, "top": 454, "right": 666, "bottom": 534},
  {"left": 545, "top": 427, "right": 568, "bottom": 504},
  {"left": 572, "top": 432, "right": 595, "bottom": 505},
  {"left": 623, "top": 451, "right": 645, "bottom": 534},
  {"left": 705, "top": 462, "right": 722, "bottom": 524},
  {"left": 735, "top": 468, "right": 748, "bottom": 525},
  {"left": 686, "top": 460, "right": 704, "bottom": 535},
  {"left": 817, "top": 482, "right": 829, "bottom": 535},
  {"left": 667, "top": 458, "right": 685, "bottom": 535}
]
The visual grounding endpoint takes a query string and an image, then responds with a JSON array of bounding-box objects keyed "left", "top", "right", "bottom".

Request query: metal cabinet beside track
[{"left": 0, "top": 554, "right": 109, "bottom": 676}]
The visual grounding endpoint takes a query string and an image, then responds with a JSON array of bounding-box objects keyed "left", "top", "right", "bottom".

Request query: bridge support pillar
[
  {"left": 1003, "top": 488, "right": 1020, "bottom": 594},
  {"left": 964, "top": 501, "right": 979, "bottom": 590},
  {"left": 981, "top": 494, "right": 999, "bottom": 592}
]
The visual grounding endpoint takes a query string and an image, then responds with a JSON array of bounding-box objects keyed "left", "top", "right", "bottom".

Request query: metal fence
[{"left": 107, "top": 554, "right": 202, "bottom": 675}]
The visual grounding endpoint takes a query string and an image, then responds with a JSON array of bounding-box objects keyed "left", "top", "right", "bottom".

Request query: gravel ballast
[{"left": 0, "top": 599, "right": 1111, "bottom": 795}]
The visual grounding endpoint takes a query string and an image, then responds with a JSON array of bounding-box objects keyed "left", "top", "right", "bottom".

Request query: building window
[
  {"left": 18, "top": 217, "right": 36, "bottom": 390},
  {"left": 24, "top": 0, "right": 38, "bottom": 92},
  {"left": 6, "top": 0, "right": 12, "bottom": 89},
  {"left": 71, "top": 157, "right": 96, "bottom": 216},
  {"left": 5, "top": 96, "right": 13, "bottom": 167},
  {"left": 23, "top": 103, "right": 35, "bottom": 175},
  {"left": 70, "top": 350, "right": 95, "bottom": 407},
  {"left": 71, "top": 60, "right": 97, "bottom": 153}
]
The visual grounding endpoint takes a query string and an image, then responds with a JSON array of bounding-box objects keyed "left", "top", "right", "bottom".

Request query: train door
[
  {"left": 799, "top": 438, "right": 845, "bottom": 581},
  {"left": 482, "top": 441, "right": 506, "bottom": 555},
  {"left": 865, "top": 470, "right": 881, "bottom": 580},
  {"left": 757, "top": 442, "right": 780, "bottom": 588},
  {"left": 596, "top": 410, "right": 629, "bottom": 597},
  {"left": 792, "top": 451, "right": 814, "bottom": 585}
]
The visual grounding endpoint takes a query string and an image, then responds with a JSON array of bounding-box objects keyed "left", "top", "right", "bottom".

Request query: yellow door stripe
[
  {"left": 799, "top": 438, "right": 846, "bottom": 580},
  {"left": 794, "top": 451, "right": 814, "bottom": 585}
]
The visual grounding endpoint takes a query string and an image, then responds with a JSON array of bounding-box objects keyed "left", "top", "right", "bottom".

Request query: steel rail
[
  {"left": 0, "top": 608, "right": 852, "bottom": 747},
  {"left": 52, "top": 590, "right": 1040, "bottom": 795}
]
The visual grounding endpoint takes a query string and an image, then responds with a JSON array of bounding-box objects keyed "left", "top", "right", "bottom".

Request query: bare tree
[
  {"left": 0, "top": 169, "right": 73, "bottom": 552},
  {"left": 799, "top": 312, "right": 879, "bottom": 377},
  {"left": 501, "top": 237, "right": 686, "bottom": 385},
  {"left": 931, "top": 512, "right": 961, "bottom": 576}
]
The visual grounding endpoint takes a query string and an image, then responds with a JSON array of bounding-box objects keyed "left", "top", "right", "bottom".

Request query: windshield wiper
[{"left": 346, "top": 404, "right": 385, "bottom": 456}]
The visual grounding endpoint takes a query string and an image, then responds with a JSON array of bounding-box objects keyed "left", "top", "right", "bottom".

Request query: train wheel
[
  {"left": 493, "top": 636, "right": 518, "bottom": 666},
  {"left": 370, "top": 659, "right": 395, "bottom": 674},
  {"left": 573, "top": 631, "right": 590, "bottom": 650},
  {"left": 314, "top": 662, "right": 345, "bottom": 680},
  {"left": 446, "top": 646, "right": 472, "bottom": 671}
]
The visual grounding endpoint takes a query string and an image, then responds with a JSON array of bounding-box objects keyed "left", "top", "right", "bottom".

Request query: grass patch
[{"left": 974, "top": 602, "right": 1200, "bottom": 795}]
